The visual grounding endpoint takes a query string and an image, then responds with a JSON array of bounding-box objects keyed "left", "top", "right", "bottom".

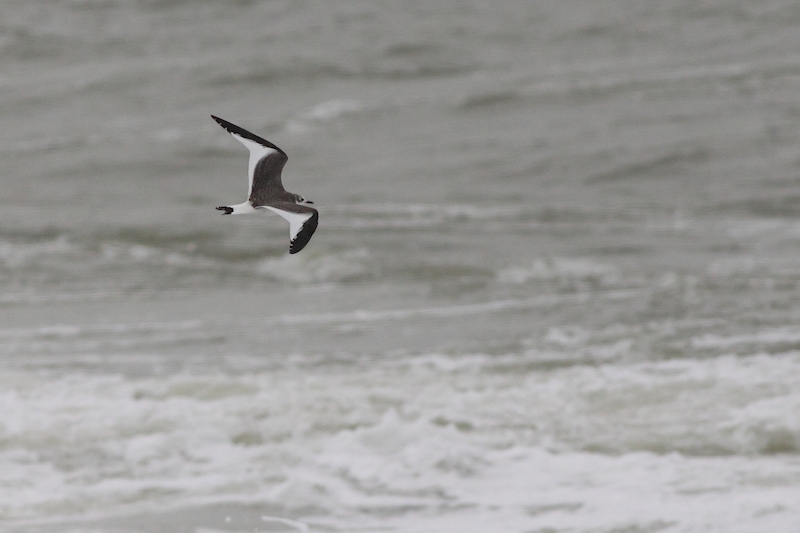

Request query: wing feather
[
  {"left": 258, "top": 203, "right": 319, "bottom": 254},
  {"left": 211, "top": 115, "right": 288, "bottom": 197}
]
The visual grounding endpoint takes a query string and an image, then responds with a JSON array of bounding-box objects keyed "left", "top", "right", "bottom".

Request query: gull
[{"left": 212, "top": 115, "right": 318, "bottom": 254}]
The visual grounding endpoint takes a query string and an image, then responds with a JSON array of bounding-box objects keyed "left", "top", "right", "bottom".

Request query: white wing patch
[
  {"left": 261, "top": 205, "right": 315, "bottom": 242},
  {"left": 227, "top": 132, "right": 279, "bottom": 196}
]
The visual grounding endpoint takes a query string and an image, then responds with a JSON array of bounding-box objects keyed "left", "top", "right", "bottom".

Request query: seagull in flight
[{"left": 212, "top": 115, "right": 318, "bottom": 254}]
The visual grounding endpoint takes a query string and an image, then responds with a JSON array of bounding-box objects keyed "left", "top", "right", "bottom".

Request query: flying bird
[{"left": 212, "top": 115, "right": 318, "bottom": 254}]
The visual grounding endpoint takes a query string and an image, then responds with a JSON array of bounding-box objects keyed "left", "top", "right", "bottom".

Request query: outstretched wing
[
  {"left": 258, "top": 203, "right": 319, "bottom": 254},
  {"left": 211, "top": 115, "right": 288, "bottom": 198}
]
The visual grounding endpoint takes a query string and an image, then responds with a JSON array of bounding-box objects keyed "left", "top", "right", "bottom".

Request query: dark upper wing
[
  {"left": 249, "top": 150, "right": 290, "bottom": 205},
  {"left": 210, "top": 115, "right": 289, "bottom": 199}
]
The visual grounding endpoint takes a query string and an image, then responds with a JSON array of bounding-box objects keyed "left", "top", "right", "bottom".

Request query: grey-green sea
[{"left": 3, "top": 1, "right": 800, "bottom": 532}]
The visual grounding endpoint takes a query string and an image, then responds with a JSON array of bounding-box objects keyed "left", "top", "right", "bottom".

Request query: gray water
[{"left": 3, "top": 1, "right": 800, "bottom": 532}]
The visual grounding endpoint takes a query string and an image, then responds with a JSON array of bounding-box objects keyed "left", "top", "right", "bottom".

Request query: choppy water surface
[{"left": 3, "top": 1, "right": 800, "bottom": 532}]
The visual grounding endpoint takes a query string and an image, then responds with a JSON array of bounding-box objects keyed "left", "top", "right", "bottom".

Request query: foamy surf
[
  {"left": 255, "top": 248, "right": 376, "bottom": 284},
  {"left": 6, "top": 0, "right": 800, "bottom": 531},
  {"left": 3, "top": 352, "right": 800, "bottom": 532}
]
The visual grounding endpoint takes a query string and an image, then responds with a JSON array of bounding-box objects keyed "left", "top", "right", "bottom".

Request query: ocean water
[{"left": 3, "top": 0, "right": 800, "bottom": 531}]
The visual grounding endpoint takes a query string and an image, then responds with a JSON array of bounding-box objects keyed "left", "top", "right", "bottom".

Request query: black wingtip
[
  {"left": 209, "top": 115, "right": 286, "bottom": 155},
  {"left": 216, "top": 206, "right": 233, "bottom": 215},
  {"left": 289, "top": 211, "right": 319, "bottom": 254}
]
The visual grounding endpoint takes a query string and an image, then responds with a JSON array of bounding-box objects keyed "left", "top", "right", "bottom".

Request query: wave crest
[{"left": 256, "top": 249, "right": 376, "bottom": 284}]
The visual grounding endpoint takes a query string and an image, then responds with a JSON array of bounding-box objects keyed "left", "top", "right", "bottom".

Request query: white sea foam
[
  {"left": 497, "top": 257, "right": 620, "bottom": 286},
  {"left": 324, "top": 203, "right": 530, "bottom": 230},
  {"left": 286, "top": 99, "right": 364, "bottom": 134},
  {"left": 263, "top": 289, "right": 642, "bottom": 328},
  {"left": 327, "top": 203, "right": 527, "bottom": 219},
  {"left": 0, "top": 236, "right": 224, "bottom": 281},
  {"left": 255, "top": 248, "right": 376, "bottom": 284},
  {"left": 3, "top": 353, "right": 800, "bottom": 531},
  {"left": 692, "top": 327, "right": 800, "bottom": 350},
  {"left": 0, "top": 320, "right": 208, "bottom": 357},
  {"left": 0, "top": 236, "right": 74, "bottom": 268}
]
